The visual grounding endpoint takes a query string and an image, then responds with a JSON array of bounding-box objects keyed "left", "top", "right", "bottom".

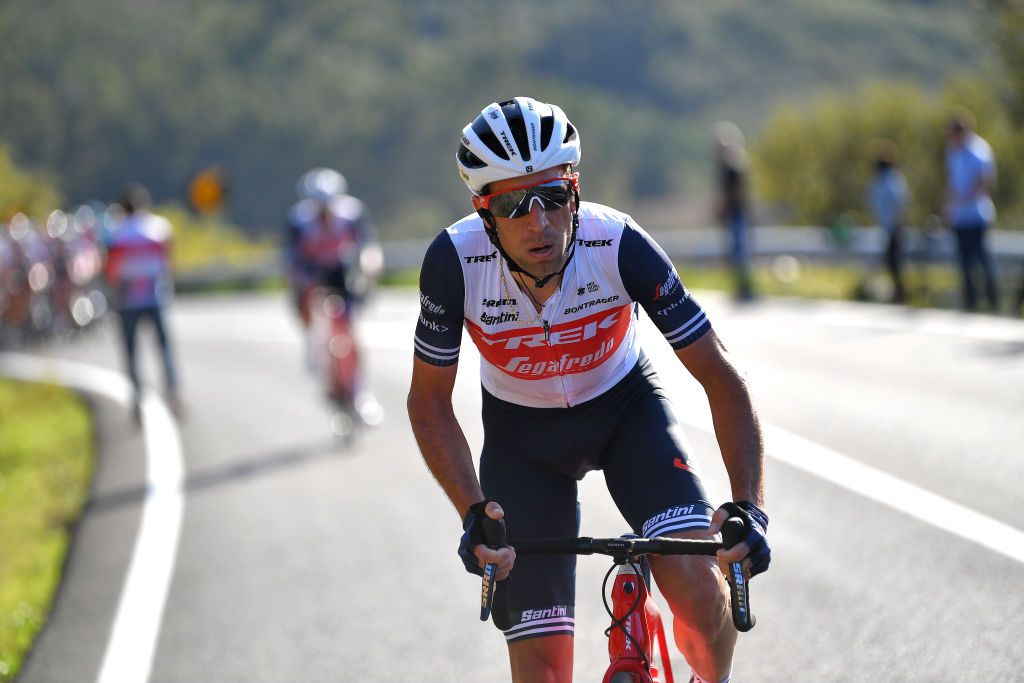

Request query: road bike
[
  {"left": 479, "top": 518, "right": 754, "bottom": 683},
  {"left": 306, "top": 286, "right": 361, "bottom": 436}
]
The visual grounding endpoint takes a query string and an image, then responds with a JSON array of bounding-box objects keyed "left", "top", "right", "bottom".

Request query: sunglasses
[{"left": 479, "top": 176, "right": 578, "bottom": 219}]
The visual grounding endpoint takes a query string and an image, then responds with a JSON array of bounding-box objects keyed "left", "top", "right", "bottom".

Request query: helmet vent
[
  {"left": 457, "top": 144, "right": 487, "bottom": 169},
  {"left": 471, "top": 117, "right": 509, "bottom": 161},
  {"left": 540, "top": 116, "right": 554, "bottom": 150},
  {"left": 563, "top": 122, "right": 578, "bottom": 144}
]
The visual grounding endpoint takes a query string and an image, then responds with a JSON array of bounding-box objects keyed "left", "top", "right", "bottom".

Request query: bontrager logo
[
  {"left": 465, "top": 251, "right": 499, "bottom": 264},
  {"left": 521, "top": 605, "right": 568, "bottom": 622},
  {"left": 563, "top": 295, "right": 619, "bottom": 315}
]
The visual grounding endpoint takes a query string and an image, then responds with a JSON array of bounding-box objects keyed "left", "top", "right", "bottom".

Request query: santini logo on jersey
[
  {"left": 466, "top": 304, "right": 631, "bottom": 380},
  {"left": 465, "top": 251, "right": 499, "bottom": 264},
  {"left": 521, "top": 605, "right": 568, "bottom": 622},
  {"left": 480, "top": 311, "right": 519, "bottom": 325}
]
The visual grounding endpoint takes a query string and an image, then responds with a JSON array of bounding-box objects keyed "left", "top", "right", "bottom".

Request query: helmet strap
[{"left": 476, "top": 189, "right": 580, "bottom": 289}]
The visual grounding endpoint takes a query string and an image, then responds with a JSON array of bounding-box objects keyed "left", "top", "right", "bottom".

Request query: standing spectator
[
  {"left": 869, "top": 140, "right": 910, "bottom": 303},
  {"left": 944, "top": 111, "right": 1000, "bottom": 312},
  {"left": 104, "top": 183, "right": 180, "bottom": 420},
  {"left": 713, "top": 121, "right": 755, "bottom": 301}
]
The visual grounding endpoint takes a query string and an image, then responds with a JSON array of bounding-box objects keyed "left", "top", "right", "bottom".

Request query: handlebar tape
[
  {"left": 479, "top": 517, "right": 507, "bottom": 622},
  {"left": 722, "top": 517, "right": 756, "bottom": 632}
]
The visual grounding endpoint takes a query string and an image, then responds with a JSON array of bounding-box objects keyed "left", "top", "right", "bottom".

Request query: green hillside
[{"left": 0, "top": 0, "right": 996, "bottom": 236}]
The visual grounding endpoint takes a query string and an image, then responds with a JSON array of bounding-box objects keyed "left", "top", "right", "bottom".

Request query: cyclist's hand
[
  {"left": 458, "top": 500, "right": 516, "bottom": 580},
  {"left": 710, "top": 501, "right": 770, "bottom": 578}
]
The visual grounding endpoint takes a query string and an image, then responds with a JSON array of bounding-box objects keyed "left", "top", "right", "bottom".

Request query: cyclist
[
  {"left": 407, "top": 98, "right": 770, "bottom": 683},
  {"left": 284, "top": 167, "right": 383, "bottom": 424}
]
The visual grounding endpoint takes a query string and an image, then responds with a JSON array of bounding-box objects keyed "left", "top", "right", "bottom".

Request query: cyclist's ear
[{"left": 484, "top": 500, "right": 504, "bottom": 520}]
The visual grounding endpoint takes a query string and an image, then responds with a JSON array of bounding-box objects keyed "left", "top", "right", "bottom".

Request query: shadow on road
[{"left": 87, "top": 437, "right": 346, "bottom": 514}]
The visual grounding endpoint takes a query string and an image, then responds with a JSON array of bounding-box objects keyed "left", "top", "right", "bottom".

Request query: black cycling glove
[
  {"left": 718, "top": 501, "right": 771, "bottom": 577},
  {"left": 458, "top": 500, "right": 494, "bottom": 577}
]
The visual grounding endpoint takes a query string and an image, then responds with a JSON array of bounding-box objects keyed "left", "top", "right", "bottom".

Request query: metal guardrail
[{"left": 173, "top": 226, "right": 1024, "bottom": 290}]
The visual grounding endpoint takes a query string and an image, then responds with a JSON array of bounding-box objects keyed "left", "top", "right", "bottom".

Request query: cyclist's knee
[
  {"left": 652, "top": 555, "right": 729, "bottom": 636},
  {"left": 508, "top": 635, "right": 573, "bottom": 683}
]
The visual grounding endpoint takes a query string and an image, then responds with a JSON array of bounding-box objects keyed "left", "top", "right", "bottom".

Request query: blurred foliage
[
  {"left": 0, "top": 0, "right": 997, "bottom": 237},
  {"left": 752, "top": 79, "right": 1024, "bottom": 228},
  {"left": 981, "top": 0, "right": 1024, "bottom": 124},
  {"left": 0, "top": 147, "right": 62, "bottom": 222},
  {"left": 157, "top": 203, "right": 275, "bottom": 272},
  {"left": 0, "top": 380, "right": 92, "bottom": 683}
]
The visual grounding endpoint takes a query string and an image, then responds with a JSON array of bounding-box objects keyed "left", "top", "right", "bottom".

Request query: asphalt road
[{"left": 9, "top": 288, "right": 1024, "bottom": 682}]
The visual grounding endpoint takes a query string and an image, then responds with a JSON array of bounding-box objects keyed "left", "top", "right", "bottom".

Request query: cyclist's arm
[
  {"left": 407, "top": 358, "right": 483, "bottom": 517},
  {"left": 618, "top": 218, "right": 765, "bottom": 505},
  {"left": 674, "top": 331, "right": 765, "bottom": 508},
  {"left": 408, "top": 229, "right": 479, "bottom": 516}
]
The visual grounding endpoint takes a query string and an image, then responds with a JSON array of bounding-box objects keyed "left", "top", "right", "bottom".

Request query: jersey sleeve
[
  {"left": 414, "top": 230, "right": 465, "bottom": 366},
  {"left": 618, "top": 221, "right": 711, "bottom": 349}
]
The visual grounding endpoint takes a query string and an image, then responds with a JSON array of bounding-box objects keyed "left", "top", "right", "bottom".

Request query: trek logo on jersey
[
  {"left": 653, "top": 268, "right": 681, "bottom": 301},
  {"left": 466, "top": 304, "right": 631, "bottom": 380},
  {"left": 464, "top": 251, "right": 499, "bottom": 264},
  {"left": 419, "top": 292, "right": 447, "bottom": 316},
  {"left": 577, "top": 238, "right": 613, "bottom": 248},
  {"left": 521, "top": 605, "right": 568, "bottom": 622}
]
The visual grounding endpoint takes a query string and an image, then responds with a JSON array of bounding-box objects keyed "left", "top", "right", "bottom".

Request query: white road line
[
  {"left": 0, "top": 353, "right": 184, "bottom": 683},
  {"left": 674, "top": 404, "right": 1024, "bottom": 566}
]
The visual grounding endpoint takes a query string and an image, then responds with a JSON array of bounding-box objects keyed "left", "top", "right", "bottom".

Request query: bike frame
[
  {"left": 602, "top": 560, "right": 675, "bottom": 683},
  {"left": 307, "top": 286, "right": 359, "bottom": 407}
]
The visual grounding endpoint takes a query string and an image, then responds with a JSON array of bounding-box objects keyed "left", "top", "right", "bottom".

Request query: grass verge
[{"left": 0, "top": 380, "right": 93, "bottom": 683}]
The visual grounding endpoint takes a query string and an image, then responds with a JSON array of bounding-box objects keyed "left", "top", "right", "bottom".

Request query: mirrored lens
[{"left": 488, "top": 181, "right": 574, "bottom": 218}]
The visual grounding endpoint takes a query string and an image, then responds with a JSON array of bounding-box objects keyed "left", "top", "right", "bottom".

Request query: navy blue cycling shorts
[{"left": 479, "top": 354, "right": 713, "bottom": 642}]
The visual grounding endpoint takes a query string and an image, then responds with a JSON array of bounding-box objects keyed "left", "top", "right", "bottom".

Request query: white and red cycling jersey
[{"left": 414, "top": 202, "right": 711, "bottom": 408}]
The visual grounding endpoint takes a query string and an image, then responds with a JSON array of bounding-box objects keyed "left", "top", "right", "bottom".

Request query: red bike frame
[
  {"left": 603, "top": 560, "right": 675, "bottom": 683},
  {"left": 308, "top": 286, "right": 359, "bottom": 408}
]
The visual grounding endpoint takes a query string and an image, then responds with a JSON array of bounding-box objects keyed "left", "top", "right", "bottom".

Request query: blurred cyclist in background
[
  {"left": 105, "top": 182, "right": 180, "bottom": 420},
  {"left": 284, "top": 167, "right": 383, "bottom": 427}
]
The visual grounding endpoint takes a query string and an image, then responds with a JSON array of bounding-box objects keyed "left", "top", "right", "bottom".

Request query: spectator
[
  {"left": 104, "top": 183, "right": 180, "bottom": 420},
  {"left": 713, "top": 121, "right": 755, "bottom": 301},
  {"left": 868, "top": 140, "right": 910, "bottom": 303},
  {"left": 944, "top": 110, "right": 1000, "bottom": 312}
]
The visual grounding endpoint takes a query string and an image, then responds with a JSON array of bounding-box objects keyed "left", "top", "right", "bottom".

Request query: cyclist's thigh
[
  {"left": 480, "top": 446, "right": 579, "bottom": 642},
  {"left": 602, "top": 387, "right": 713, "bottom": 537}
]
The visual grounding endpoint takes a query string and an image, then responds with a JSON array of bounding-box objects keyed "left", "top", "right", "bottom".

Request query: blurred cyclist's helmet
[
  {"left": 456, "top": 97, "right": 581, "bottom": 195},
  {"left": 296, "top": 167, "right": 347, "bottom": 204}
]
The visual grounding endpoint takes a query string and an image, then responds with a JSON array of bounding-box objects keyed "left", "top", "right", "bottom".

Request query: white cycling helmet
[
  {"left": 296, "top": 167, "right": 347, "bottom": 203},
  {"left": 456, "top": 97, "right": 581, "bottom": 195}
]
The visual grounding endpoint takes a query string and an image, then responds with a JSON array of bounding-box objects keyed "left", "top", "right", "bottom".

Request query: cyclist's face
[{"left": 472, "top": 166, "right": 577, "bottom": 275}]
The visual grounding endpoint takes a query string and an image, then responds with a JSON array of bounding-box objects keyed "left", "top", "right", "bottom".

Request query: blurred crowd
[{"left": 0, "top": 203, "right": 118, "bottom": 348}]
